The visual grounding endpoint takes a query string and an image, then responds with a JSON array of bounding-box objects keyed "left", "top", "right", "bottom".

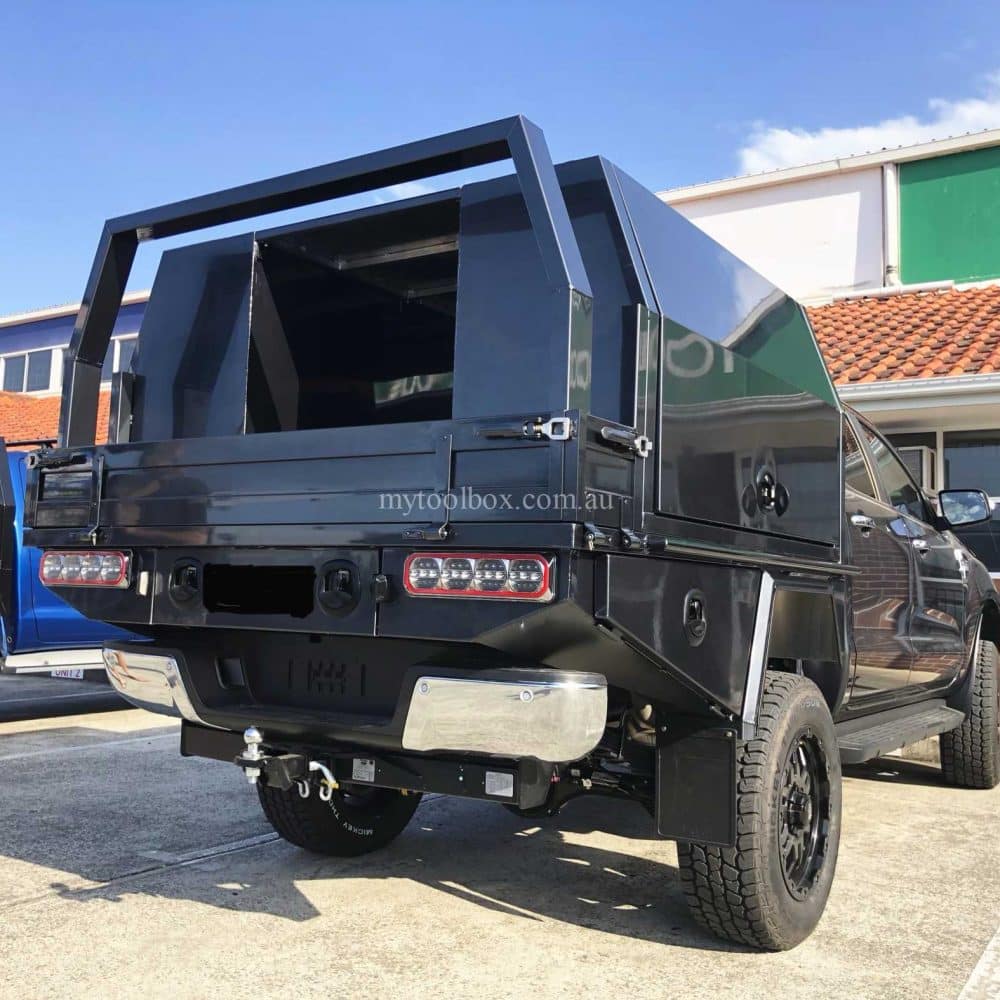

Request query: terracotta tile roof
[
  {"left": 807, "top": 285, "right": 1000, "bottom": 384},
  {"left": 0, "top": 390, "right": 110, "bottom": 447}
]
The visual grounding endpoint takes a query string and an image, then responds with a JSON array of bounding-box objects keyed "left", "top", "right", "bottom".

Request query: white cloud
[
  {"left": 371, "top": 180, "right": 436, "bottom": 204},
  {"left": 739, "top": 72, "right": 1000, "bottom": 173}
]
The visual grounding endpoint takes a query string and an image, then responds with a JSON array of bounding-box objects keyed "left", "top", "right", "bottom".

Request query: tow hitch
[
  {"left": 235, "top": 726, "right": 340, "bottom": 800},
  {"left": 184, "top": 720, "right": 556, "bottom": 810}
]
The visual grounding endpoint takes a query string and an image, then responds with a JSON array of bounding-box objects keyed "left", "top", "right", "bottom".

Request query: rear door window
[
  {"left": 860, "top": 422, "right": 928, "bottom": 521},
  {"left": 843, "top": 421, "right": 876, "bottom": 499}
]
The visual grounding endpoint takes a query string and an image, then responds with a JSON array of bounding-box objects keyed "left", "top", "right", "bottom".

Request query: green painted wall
[{"left": 900, "top": 145, "right": 1000, "bottom": 284}]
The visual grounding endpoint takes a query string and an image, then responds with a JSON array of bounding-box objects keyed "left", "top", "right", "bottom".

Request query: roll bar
[{"left": 59, "top": 115, "right": 591, "bottom": 445}]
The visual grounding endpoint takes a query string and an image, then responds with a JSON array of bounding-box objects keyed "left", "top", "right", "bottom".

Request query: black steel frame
[{"left": 60, "top": 115, "right": 591, "bottom": 446}]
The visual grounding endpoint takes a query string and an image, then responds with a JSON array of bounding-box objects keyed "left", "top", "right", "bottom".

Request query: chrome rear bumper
[
  {"left": 102, "top": 648, "right": 207, "bottom": 724},
  {"left": 401, "top": 673, "right": 607, "bottom": 762},
  {"left": 103, "top": 645, "right": 607, "bottom": 763}
]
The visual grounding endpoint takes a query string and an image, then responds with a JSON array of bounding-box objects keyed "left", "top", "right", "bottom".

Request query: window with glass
[
  {"left": 860, "top": 422, "right": 928, "bottom": 521},
  {"left": 945, "top": 431, "right": 1000, "bottom": 496},
  {"left": 888, "top": 431, "right": 937, "bottom": 489},
  {"left": 2, "top": 355, "right": 26, "bottom": 392},
  {"left": 2, "top": 349, "right": 52, "bottom": 392},
  {"left": 843, "top": 421, "right": 876, "bottom": 499},
  {"left": 944, "top": 430, "right": 1000, "bottom": 572}
]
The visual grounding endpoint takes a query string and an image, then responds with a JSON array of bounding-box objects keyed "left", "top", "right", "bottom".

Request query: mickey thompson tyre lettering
[{"left": 258, "top": 782, "right": 422, "bottom": 856}]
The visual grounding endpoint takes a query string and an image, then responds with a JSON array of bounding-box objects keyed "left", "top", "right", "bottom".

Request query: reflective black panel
[
  {"left": 453, "top": 174, "right": 592, "bottom": 419},
  {"left": 609, "top": 166, "right": 841, "bottom": 550},
  {"left": 655, "top": 320, "right": 841, "bottom": 547},
  {"left": 612, "top": 166, "right": 837, "bottom": 407},
  {"left": 131, "top": 234, "right": 253, "bottom": 441},
  {"left": 556, "top": 158, "right": 652, "bottom": 424}
]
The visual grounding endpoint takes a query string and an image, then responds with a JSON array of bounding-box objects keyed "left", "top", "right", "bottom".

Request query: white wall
[{"left": 664, "top": 167, "right": 885, "bottom": 303}]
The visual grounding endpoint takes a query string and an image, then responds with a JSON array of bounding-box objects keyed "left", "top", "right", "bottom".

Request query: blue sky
[{"left": 1, "top": 0, "right": 999, "bottom": 313}]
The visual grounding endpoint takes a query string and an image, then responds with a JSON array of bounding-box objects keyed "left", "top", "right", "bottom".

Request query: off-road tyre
[
  {"left": 677, "top": 672, "right": 841, "bottom": 951},
  {"left": 258, "top": 783, "right": 422, "bottom": 856},
  {"left": 940, "top": 638, "right": 1000, "bottom": 790}
]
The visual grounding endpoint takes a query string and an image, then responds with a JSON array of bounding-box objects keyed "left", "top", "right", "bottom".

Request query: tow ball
[
  {"left": 239, "top": 727, "right": 266, "bottom": 785},
  {"left": 235, "top": 726, "right": 339, "bottom": 799}
]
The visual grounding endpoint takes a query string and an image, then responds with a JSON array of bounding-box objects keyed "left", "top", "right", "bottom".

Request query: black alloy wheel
[{"left": 778, "top": 728, "right": 832, "bottom": 899}]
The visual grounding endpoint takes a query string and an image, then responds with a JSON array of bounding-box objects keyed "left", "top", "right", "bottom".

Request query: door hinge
[
  {"left": 620, "top": 528, "right": 645, "bottom": 551},
  {"left": 583, "top": 523, "right": 615, "bottom": 550}
]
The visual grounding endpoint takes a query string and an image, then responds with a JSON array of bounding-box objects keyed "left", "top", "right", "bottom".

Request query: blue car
[{"left": 1, "top": 442, "right": 135, "bottom": 675}]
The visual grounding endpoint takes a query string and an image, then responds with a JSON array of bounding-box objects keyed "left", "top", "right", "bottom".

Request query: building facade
[{"left": 0, "top": 292, "right": 146, "bottom": 443}]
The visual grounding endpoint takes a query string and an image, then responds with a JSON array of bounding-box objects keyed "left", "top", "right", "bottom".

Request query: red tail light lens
[
  {"left": 403, "top": 553, "right": 553, "bottom": 600},
  {"left": 40, "top": 550, "right": 131, "bottom": 589}
]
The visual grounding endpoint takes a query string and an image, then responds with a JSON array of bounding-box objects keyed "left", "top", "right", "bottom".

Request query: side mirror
[{"left": 939, "top": 489, "right": 992, "bottom": 527}]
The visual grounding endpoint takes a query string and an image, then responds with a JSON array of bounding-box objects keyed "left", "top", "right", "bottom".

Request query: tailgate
[{"left": 102, "top": 425, "right": 561, "bottom": 532}]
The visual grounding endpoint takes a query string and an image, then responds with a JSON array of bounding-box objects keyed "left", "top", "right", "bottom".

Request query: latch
[
  {"left": 599, "top": 425, "right": 652, "bottom": 459},
  {"left": 24, "top": 448, "right": 82, "bottom": 471},
  {"left": 741, "top": 467, "right": 790, "bottom": 517},
  {"left": 682, "top": 589, "right": 708, "bottom": 647},
  {"left": 317, "top": 559, "right": 361, "bottom": 616},
  {"left": 755, "top": 469, "right": 790, "bottom": 516},
  {"left": 168, "top": 560, "right": 201, "bottom": 604},
  {"left": 402, "top": 524, "right": 451, "bottom": 541},
  {"left": 533, "top": 417, "right": 574, "bottom": 441},
  {"left": 479, "top": 416, "right": 576, "bottom": 442}
]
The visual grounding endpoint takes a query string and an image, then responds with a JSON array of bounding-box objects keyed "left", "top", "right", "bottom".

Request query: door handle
[
  {"left": 911, "top": 538, "right": 929, "bottom": 555},
  {"left": 850, "top": 513, "right": 876, "bottom": 535}
]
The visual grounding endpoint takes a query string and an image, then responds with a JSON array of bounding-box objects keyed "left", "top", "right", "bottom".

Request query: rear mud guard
[{"left": 656, "top": 721, "right": 737, "bottom": 847}]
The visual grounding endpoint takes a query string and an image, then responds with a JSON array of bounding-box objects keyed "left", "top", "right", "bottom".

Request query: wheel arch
[
  {"left": 946, "top": 596, "right": 1000, "bottom": 716},
  {"left": 765, "top": 584, "right": 849, "bottom": 717},
  {"left": 979, "top": 593, "right": 1000, "bottom": 650}
]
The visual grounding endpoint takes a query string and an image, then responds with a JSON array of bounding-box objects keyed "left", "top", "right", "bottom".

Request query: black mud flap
[
  {"left": 656, "top": 722, "right": 737, "bottom": 847},
  {"left": 0, "top": 441, "right": 15, "bottom": 623}
]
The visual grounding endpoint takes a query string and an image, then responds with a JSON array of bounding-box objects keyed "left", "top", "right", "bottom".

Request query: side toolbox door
[{"left": 843, "top": 419, "right": 916, "bottom": 699}]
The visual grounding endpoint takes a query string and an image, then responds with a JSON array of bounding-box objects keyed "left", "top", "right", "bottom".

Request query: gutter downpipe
[{"left": 882, "top": 162, "right": 901, "bottom": 287}]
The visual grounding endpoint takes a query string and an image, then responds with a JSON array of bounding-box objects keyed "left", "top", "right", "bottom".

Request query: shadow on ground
[
  {"left": 42, "top": 792, "right": 746, "bottom": 952},
  {"left": 3, "top": 712, "right": 953, "bottom": 953},
  {"left": 844, "top": 756, "right": 947, "bottom": 788},
  {"left": 0, "top": 715, "right": 736, "bottom": 952}
]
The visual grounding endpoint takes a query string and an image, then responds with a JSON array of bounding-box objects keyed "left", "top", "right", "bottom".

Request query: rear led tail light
[
  {"left": 403, "top": 553, "right": 553, "bottom": 600},
  {"left": 40, "top": 550, "right": 131, "bottom": 589}
]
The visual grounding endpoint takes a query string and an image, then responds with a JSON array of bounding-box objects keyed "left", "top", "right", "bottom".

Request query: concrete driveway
[{"left": 0, "top": 699, "right": 997, "bottom": 1000}]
